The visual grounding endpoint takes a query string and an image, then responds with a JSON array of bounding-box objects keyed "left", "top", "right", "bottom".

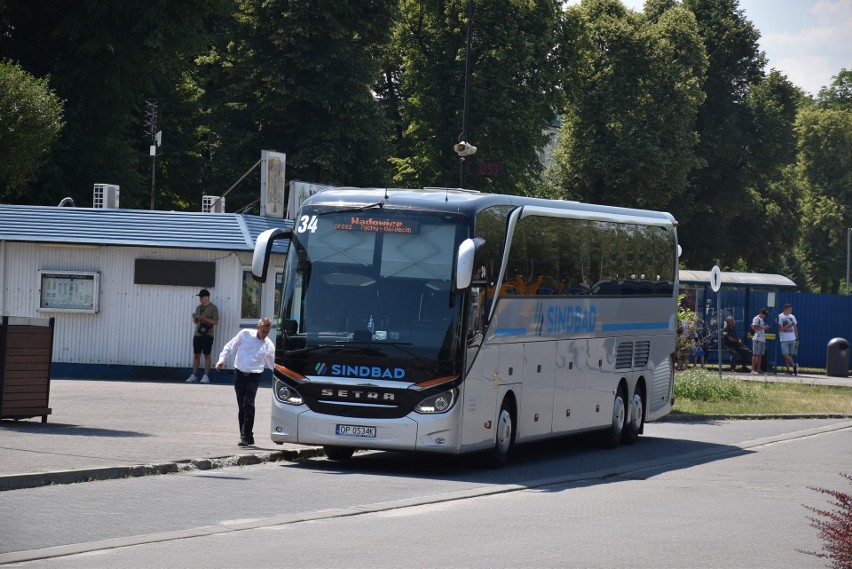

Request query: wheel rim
[
  {"left": 496, "top": 408, "right": 513, "bottom": 456},
  {"left": 630, "top": 393, "right": 643, "bottom": 433},
  {"left": 612, "top": 393, "right": 625, "bottom": 438}
]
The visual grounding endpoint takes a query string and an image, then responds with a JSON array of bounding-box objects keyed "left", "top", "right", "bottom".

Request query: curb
[
  {"left": 0, "top": 447, "right": 326, "bottom": 492},
  {"left": 662, "top": 413, "right": 852, "bottom": 422},
  {"left": 4, "top": 414, "right": 851, "bottom": 492}
]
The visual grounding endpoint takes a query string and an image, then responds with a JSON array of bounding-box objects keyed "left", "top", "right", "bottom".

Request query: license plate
[{"left": 336, "top": 424, "right": 376, "bottom": 438}]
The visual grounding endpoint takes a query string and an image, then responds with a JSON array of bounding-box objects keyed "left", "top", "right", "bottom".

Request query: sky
[{"left": 568, "top": 0, "right": 852, "bottom": 97}]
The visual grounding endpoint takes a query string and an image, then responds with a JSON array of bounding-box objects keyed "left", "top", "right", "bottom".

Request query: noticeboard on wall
[{"left": 38, "top": 270, "right": 100, "bottom": 313}]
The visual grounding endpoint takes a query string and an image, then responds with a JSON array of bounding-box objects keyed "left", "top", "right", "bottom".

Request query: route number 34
[{"left": 296, "top": 215, "right": 318, "bottom": 233}]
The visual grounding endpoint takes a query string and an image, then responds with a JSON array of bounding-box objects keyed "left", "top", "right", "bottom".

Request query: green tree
[
  {"left": 729, "top": 70, "right": 802, "bottom": 273},
  {"left": 548, "top": 0, "right": 707, "bottom": 209},
  {"left": 208, "top": 0, "right": 395, "bottom": 209},
  {"left": 386, "top": 0, "right": 572, "bottom": 193},
  {"left": 796, "top": 75, "right": 852, "bottom": 293},
  {"left": 0, "top": 0, "right": 230, "bottom": 208},
  {"left": 0, "top": 61, "right": 64, "bottom": 198},
  {"left": 674, "top": 0, "right": 768, "bottom": 268},
  {"left": 817, "top": 68, "right": 851, "bottom": 111}
]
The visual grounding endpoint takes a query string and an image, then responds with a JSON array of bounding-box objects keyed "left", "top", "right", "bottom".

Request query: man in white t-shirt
[
  {"left": 777, "top": 303, "right": 799, "bottom": 375},
  {"left": 750, "top": 308, "right": 770, "bottom": 375}
]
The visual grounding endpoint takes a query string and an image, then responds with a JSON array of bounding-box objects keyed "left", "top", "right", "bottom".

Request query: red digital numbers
[
  {"left": 471, "top": 162, "right": 505, "bottom": 177},
  {"left": 478, "top": 163, "right": 499, "bottom": 175}
]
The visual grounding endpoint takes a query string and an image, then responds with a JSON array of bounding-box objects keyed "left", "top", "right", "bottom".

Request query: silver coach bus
[{"left": 253, "top": 187, "right": 678, "bottom": 466}]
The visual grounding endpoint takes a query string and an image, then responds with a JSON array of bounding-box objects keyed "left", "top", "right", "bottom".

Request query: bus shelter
[{"left": 679, "top": 271, "right": 797, "bottom": 372}]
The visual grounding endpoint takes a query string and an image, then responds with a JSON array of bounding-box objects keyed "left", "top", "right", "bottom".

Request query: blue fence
[
  {"left": 777, "top": 292, "right": 852, "bottom": 370},
  {"left": 682, "top": 287, "right": 852, "bottom": 371}
]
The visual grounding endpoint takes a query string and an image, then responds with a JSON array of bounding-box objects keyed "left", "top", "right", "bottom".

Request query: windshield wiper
[
  {"left": 319, "top": 201, "right": 385, "bottom": 214},
  {"left": 342, "top": 340, "right": 434, "bottom": 367},
  {"left": 284, "top": 344, "right": 337, "bottom": 356}
]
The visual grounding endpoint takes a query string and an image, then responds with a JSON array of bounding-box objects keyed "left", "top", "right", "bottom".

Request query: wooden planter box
[{"left": 0, "top": 316, "right": 54, "bottom": 423}]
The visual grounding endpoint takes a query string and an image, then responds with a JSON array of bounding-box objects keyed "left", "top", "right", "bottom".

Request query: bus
[{"left": 253, "top": 187, "right": 679, "bottom": 466}]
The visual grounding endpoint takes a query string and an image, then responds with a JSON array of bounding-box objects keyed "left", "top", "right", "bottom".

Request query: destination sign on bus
[{"left": 333, "top": 215, "right": 420, "bottom": 234}]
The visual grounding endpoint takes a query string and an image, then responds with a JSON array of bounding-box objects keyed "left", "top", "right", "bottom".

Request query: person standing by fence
[
  {"left": 778, "top": 303, "right": 799, "bottom": 375},
  {"left": 750, "top": 308, "right": 770, "bottom": 375}
]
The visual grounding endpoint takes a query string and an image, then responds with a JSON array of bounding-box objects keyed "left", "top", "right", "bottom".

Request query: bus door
[
  {"left": 551, "top": 338, "right": 587, "bottom": 434},
  {"left": 518, "top": 342, "right": 555, "bottom": 440},
  {"left": 586, "top": 335, "right": 617, "bottom": 429}
]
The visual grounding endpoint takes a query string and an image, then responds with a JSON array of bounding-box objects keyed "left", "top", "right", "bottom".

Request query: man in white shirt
[
  {"left": 750, "top": 308, "right": 770, "bottom": 375},
  {"left": 216, "top": 317, "right": 276, "bottom": 446},
  {"left": 777, "top": 303, "right": 799, "bottom": 375}
]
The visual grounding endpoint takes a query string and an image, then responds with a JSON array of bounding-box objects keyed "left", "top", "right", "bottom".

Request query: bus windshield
[{"left": 278, "top": 206, "right": 468, "bottom": 378}]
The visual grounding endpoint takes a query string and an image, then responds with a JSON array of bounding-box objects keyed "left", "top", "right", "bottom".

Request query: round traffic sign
[{"left": 710, "top": 265, "right": 722, "bottom": 292}]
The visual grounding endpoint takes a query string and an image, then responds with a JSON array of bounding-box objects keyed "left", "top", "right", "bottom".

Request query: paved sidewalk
[
  {"left": 1, "top": 371, "right": 849, "bottom": 491},
  {"left": 0, "top": 378, "right": 322, "bottom": 491}
]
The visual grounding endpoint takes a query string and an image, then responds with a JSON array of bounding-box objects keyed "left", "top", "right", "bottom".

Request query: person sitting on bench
[{"left": 722, "top": 316, "right": 751, "bottom": 372}]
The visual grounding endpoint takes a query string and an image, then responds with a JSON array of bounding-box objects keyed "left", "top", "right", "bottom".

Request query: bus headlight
[
  {"left": 275, "top": 380, "right": 304, "bottom": 405},
  {"left": 414, "top": 388, "right": 458, "bottom": 414}
]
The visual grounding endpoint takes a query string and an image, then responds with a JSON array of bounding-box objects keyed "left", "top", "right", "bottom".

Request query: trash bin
[{"left": 825, "top": 337, "right": 850, "bottom": 378}]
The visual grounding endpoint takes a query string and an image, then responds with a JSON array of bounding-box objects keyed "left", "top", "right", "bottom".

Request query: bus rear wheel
[
  {"left": 485, "top": 400, "right": 515, "bottom": 468},
  {"left": 622, "top": 388, "right": 644, "bottom": 445},
  {"left": 599, "top": 386, "right": 627, "bottom": 449},
  {"left": 324, "top": 445, "right": 355, "bottom": 460}
]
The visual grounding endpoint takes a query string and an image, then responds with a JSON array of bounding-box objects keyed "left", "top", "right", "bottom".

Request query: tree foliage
[
  {"left": 387, "top": 0, "right": 571, "bottom": 194},
  {"left": 672, "top": 0, "right": 767, "bottom": 269},
  {"left": 0, "top": 0, "right": 848, "bottom": 292},
  {"left": 817, "top": 68, "right": 852, "bottom": 111},
  {"left": 0, "top": 0, "right": 231, "bottom": 208},
  {"left": 549, "top": 0, "right": 707, "bottom": 210},
  {"left": 795, "top": 83, "right": 852, "bottom": 293},
  {"left": 0, "top": 60, "right": 63, "bottom": 196}
]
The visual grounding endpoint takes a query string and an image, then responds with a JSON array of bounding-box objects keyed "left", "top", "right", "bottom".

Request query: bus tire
[
  {"left": 599, "top": 385, "right": 627, "bottom": 449},
  {"left": 324, "top": 445, "right": 355, "bottom": 460},
  {"left": 622, "top": 386, "right": 644, "bottom": 445},
  {"left": 485, "top": 399, "right": 515, "bottom": 468}
]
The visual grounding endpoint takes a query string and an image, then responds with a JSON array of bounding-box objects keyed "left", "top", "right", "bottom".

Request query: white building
[{"left": 0, "top": 204, "right": 291, "bottom": 379}]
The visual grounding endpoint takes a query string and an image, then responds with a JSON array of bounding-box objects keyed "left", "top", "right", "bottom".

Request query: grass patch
[{"left": 673, "top": 369, "right": 852, "bottom": 416}]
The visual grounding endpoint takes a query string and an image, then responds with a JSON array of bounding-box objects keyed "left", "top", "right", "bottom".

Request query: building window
[{"left": 241, "top": 269, "right": 261, "bottom": 320}]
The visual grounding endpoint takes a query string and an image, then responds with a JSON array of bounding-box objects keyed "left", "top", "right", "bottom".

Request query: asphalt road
[{"left": 1, "top": 418, "right": 850, "bottom": 568}]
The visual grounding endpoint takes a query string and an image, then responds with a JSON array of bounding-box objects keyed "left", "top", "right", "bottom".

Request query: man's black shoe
[{"left": 238, "top": 439, "right": 254, "bottom": 447}]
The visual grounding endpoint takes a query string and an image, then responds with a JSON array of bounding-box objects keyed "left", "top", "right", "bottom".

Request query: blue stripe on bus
[
  {"left": 494, "top": 328, "right": 528, "bottom": 336},
  {"left": 600, "top": 322, "right": 669, "bottom": 331}
]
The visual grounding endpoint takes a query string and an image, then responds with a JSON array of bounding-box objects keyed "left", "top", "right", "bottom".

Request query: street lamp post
[
  {"left": 144, "top": 100, "right": 161, "bottom": 210},
  {"left": 459, "top": 0, "right": 474, "bottom": 188},
  {"left": 846, "top": 227, "right": 851, "bottom": 295}
]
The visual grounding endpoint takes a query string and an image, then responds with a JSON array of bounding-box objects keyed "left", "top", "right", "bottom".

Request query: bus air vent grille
[
  {"left": 616, "top": 342, "right": 633, "bottom": 369},
  {"left": 633, "top": 341, "right": 651, "bottom": 368}
]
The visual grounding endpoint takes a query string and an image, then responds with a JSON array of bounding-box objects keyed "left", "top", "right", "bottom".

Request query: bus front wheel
[
  {"left": 485, "top": 400, "right": 515, "bottom": 468},
  {"left": 324, "top": 445, "right": 355, "bottom": 460}
]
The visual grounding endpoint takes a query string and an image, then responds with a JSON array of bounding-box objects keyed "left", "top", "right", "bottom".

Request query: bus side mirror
[
  {"left": 252, "top": 227, "right": 292, "bottom": 282},
  {"left": 454, "top": 237, "right": 485, "bottom": 291}
]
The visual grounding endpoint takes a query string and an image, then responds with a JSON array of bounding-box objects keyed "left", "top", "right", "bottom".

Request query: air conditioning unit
[
  {"left": 93, "top": 184, "right": 120, "bottom": 209},
  {"left": 202, "top": 195, "right": 225, "bottom": 213}
]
